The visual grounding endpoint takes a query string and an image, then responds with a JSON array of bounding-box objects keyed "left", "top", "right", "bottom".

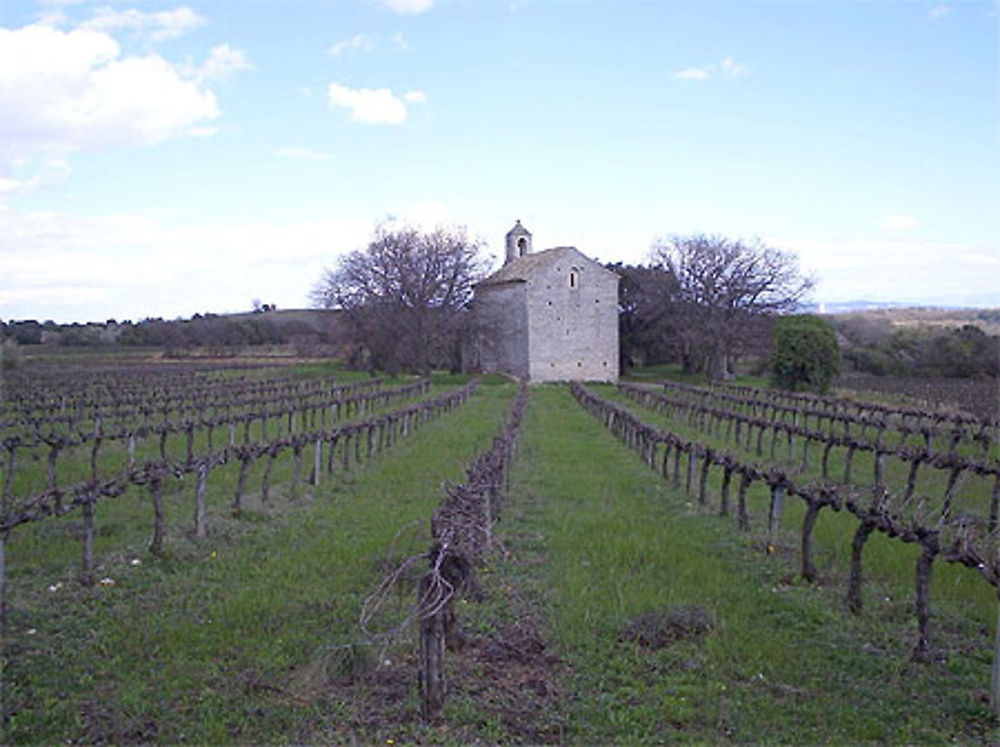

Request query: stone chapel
[{"left": 472, "top": 220, "right": 619, "bottom": 382}]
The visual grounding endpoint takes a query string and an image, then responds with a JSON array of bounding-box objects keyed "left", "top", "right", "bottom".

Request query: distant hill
[
  {"left": 826, "top": 305, "right": 1000, "bottom": 337},
  {"left": 801, "top": 300, "right": 910, "bottom": 314},
  {"left": 803, "top": 296, "right": 1000, "bottom": 315}
]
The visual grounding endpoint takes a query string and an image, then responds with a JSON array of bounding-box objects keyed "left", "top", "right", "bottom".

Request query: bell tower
[{"left": 504, "top": 220, "right": 532, "bottom": 265}]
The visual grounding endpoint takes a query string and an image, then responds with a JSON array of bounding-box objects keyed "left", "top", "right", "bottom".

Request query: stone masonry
[{"left": 473, "top": 221, "right": 619, "bottom": 383}]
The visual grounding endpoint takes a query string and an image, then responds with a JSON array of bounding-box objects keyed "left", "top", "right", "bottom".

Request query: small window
[
  {"left": 517, "top": 237, "right": 527, "bottom": 256},
  {"left": 569, "top": 270, "right": 579, "bottom": 289}
]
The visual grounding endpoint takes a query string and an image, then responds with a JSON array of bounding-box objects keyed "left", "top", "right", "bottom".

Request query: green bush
[{"left": 769, "top": 314, "right": 839, "bottom": 393}]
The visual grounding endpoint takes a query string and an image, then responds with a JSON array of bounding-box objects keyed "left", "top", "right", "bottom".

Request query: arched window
[{"left": 517, "top": 237, "right": 527, "bottom": 256}]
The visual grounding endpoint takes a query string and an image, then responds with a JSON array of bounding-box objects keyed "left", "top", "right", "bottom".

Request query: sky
[{"left": 0, "top": 0, "right": 997, "bottom": 323}]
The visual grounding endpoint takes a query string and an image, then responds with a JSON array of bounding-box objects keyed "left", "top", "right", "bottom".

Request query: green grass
[
  {"left": 595, "top": 382, "right": 999, "bottom": 624},
  {"left": 3, "top": 371, "right": 998, "bottom": 743},
  {"left": 499, "top": 384, "right": 996, "bottom": 743},
  {"left": 626, "top": 362, "right": 771, "bottom": 389},
  {"left": 4, "top": 377, "right": 517, "bottom": 743}
]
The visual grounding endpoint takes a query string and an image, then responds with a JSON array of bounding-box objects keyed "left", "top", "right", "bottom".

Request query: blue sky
[{"left": 1, "top": 0, "right": 997, "bottom": 323}]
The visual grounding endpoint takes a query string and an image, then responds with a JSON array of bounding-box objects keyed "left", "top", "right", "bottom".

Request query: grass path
[{"left": 500, "top": 384, "right": 994, "bottom": 743}]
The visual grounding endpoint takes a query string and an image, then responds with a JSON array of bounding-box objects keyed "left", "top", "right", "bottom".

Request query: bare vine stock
[
  {"left": 0, "top": 370, "right": 481, "bottom": 623},
  {"left": 570, "top": 381, "right": 1000, "bottom": 715}
]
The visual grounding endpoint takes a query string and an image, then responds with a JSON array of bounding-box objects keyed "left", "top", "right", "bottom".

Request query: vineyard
[{"left": 1, "top": 357, "right": 999, "bottom": 742}]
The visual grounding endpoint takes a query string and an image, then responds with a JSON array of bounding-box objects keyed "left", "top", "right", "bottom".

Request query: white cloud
[
  {"left": 328, "top": 83, "right": 409, "bottom": 124},
  {"left": 721, "top": 57, "right": 747, "bottom": 78},
  {"left": 0, "top": 24, "right": 219, "bottom": 160},
  {"left": 0, "top": 206, "right": 373, "bottom": 321},
  {"left": 392, "top": 32, "right": 409, "bottom": 52},
  {"left": 329, "top": 34, "right": 372, "bottom": 56},
  {"left": 81, "top": 6, "right": 205, "bottom": 42},
  {"left": 769, "top": 235, "right": 999, "bottom": 305},
  {"left": 928, "top": 4, "right": 952, "bottom": 19},
  {"left": 403, "top": 90, "right": 427, "bottom": 103},
  {"left": 198, "top": 44, "right": 254, "bottom": 81},
  {"left": 0, "top": 159, "right": 71, "bottom": 200},
  {"left": 674, "top": 57, "right": 748, "bottom": 81},
  {"left": 675, "top": 67, "right": 710, "bottom": 81},
  {"left": 379, "top": 0, "right": 434, "bottom": 14},
  {"left": 883, "top": 214, "right": 918, "bottom": 230},
  {"left": 275, "top": 146, "right": 333, "bottom": 161}
]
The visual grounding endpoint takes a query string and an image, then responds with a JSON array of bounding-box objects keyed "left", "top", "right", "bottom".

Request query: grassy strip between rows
[
  {"left": 5, "top": 376, "right": 447, "bottom": 592},
  {"left": 3, "top": 378, "right": 516, "bottom": 744},
  {"left": 594, "top": 382, "right": 998, "bottom": 628},
  {"left": 494, "top": 384, "right": 995, "bottom": 743}
]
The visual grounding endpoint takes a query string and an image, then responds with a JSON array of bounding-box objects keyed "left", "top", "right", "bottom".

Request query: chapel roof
[
  {"left": 476, "top": 246, "right": 612, "bottom": 288},
  {"left": 505, "top": 219, "right": 531, "bottom": 238}
]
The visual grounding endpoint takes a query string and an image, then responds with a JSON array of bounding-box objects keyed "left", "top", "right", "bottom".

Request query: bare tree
[
  {"left": 311, "top": 222, "right": 489, "bottom": 375},
  {"left": 653, "top": 234, "right": 813, "bottom": 380},
  {"left": 611, "top": 263, "right": 681, "bottom": 370}
]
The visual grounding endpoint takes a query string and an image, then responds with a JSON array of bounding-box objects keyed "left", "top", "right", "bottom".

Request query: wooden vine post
[
  {"left": 0, "top": 527, "right": 8, "bottom": 627},
  {"left": 913, "top": 529, "right": 939, "bottom": 661},
  {"left": 148, "top": 476, "right": 166, "bottom": 555},
  {"left": 418, "top": 572, "right": 446, "bottom": 722},
  {"left": 80, "top": 491, "right": 96, "bottom": 585},
  {"left": 767, "top": 472, "right": 786, "bottom": 548},
  {"left": 993, "top": 574, "right": 1000, "bottom": 720},
  {"left": 312, "top": 436, "right": 323, "bottom": 487},
  {"left": 194, "top": 461, "right": 208, "bottom": 539}
]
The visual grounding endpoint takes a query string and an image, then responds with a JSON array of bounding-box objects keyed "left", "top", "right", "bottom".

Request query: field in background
[{"left": 837, "top": 306, "right": 1000, "bottom": 337}]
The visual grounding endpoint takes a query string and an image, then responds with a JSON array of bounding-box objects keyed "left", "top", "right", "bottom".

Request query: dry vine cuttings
[{"left": 360, "top": 382, "right": 531, "bottom": 722}]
